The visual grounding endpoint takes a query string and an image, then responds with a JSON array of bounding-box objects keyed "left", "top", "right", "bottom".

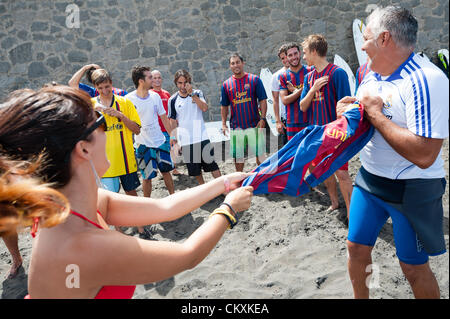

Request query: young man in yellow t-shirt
[{"left": 90, "top": 69, "right": 141, "bottom": 197}]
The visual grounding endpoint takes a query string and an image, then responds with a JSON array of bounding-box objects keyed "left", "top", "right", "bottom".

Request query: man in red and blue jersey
[
  {"left": 300, "top": 34, "right": 353, "bottom": 221},
  {"left": 279, "top": 42, "right": 313, "bottom": 141},
  {"left": 221, "top": 53, "right": 268, "bottom": 172},
  {"left": 69, "top": 64, "right": 128, "bottom": 97},
  {"left": 354, "top": 61, "right": 370, "bottom": 95}
]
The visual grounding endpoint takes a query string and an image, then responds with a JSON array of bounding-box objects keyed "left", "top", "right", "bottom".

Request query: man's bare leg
[{"left": 323, "top": 174, "right": 340, "bottom": 211}]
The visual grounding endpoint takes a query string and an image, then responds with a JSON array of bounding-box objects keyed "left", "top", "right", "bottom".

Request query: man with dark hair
[
  {"left": 278, "top": 42, "right": 312, "bottom": 141},
  {"left": 271, "top": 43, "right": 290, "bottom": 146},
  {"left": 221, "top": 53, "right": 268, "bottom": 172},
  {"left": 168, "top": 70, "right": 221, "bottom": 184},
  {"left": 299, "top": 34, "right": 353, "bottom": 220},
  {"left": 89, "top": 68, "right": 141, "bottom": 203},
  {"left": 341, "top": 6, "right": 448, "bottom": 299},
  {"left": 126, "top": 65, "right": 174, "bottom": 238},
  {"left": 68, "top": 64, "right": 128, "bottom": 97}
]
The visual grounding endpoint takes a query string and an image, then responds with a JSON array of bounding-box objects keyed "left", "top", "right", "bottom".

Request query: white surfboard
[
  {"left": 205, "top": 120, "right": 229, "bottom": 143},
  {"left": 333, "top": 54, "right": 356, "bottom": 96},
  {"left": 259, "top": 68, "right": 279, "bottom": 136},
  {"left": 353, "top": 19, "right": 368, "bottom": 67}
]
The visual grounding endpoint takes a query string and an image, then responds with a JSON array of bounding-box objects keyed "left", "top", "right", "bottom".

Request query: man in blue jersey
[
  {"left": 221, "top": 53, "right": 268, "bottom": 172},
  {"left": 278, "top": 43, "right": 312, "bottom": 141},
  {"left": 69, "top": 64, "right": 128, "bottom": 97},
  {"left": 339, "top": 6, "right": 448, "bottom": 299},
  {"left": 299, "top": 34, "right": 353, "bottom": 220}
]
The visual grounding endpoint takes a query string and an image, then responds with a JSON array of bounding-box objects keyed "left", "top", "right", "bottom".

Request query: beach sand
[{"left": 1, "top": 139, "right": 448, "bottom": 299}]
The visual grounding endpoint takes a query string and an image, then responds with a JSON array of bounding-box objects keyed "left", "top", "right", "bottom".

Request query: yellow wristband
[{"left": 209, "top": 209, "right": 237, "bottom": 229}]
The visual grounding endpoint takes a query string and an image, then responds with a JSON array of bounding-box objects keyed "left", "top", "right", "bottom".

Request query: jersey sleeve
[
  {"left": 255, "top": 77, "right": 267, "bottom": 101},
  {"left": 79, "top": 83, "right": 97, "bottom": 97},
  {"left": 155, "top": 94, "right": 166, "bottom": 116},
  {"left": 333, "top": 68, "right": 351, "bottom": 100},
  {"left": 113, "top": 87, "right": 128, "bottom": 96},
  {"left": 404, "top": 68, "right": 449, "bottom": 139},
  {"left": 220, "top": 84, "right": 230, "bottom": 107},
  {"left": 125, "top": 98, "right": 141, "bottom": 127},
  {"left": 195, "top": 89, "right": 206, "bottom": 103},
  {"left": 300, "top": 75, "right": 310, "bottom": 100},
  {"left": 168, "top": 94, "right": 178, "bottom": 120},
  {"left": 279, "top": 73, "right": 288, "bottom": 91}
]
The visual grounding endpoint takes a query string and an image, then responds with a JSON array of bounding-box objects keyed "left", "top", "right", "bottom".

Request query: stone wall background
[{"left": 0, "top": 0, "right": 448, "bottom": 120}]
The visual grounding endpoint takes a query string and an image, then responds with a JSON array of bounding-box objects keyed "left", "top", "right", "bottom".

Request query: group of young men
[
  {"left": 67, "top": 34, "right": 363, "bottom": 237},
  {"left": 64, "top": 5, "right": 448, "bottom": 299},
  {"left": 271, "top": 36, "right": 357, "bottom": 221}
]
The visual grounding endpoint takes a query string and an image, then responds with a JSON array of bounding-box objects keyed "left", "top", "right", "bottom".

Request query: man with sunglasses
[{"left": 89, "top": 69, "right": 142, "bottom": 213}]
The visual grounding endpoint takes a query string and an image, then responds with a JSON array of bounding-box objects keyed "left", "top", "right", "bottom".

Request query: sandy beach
[{"left": 1, "top": 138, "right": 448, "bottom": 300}]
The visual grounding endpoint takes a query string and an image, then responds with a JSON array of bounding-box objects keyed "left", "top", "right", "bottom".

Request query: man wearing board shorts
[
  {"left": 339, "top": 6, "right": 449, "bottom": 299},
  {"left": 278, "top": 42, "right": 313, "bottom": 141},
  {"left": 126, "top": 65, "right": 175, "bottom": 198},
  {"left": 169, "top": 69, "right": 221, "bottom": 185},
  {"left": 300, "top": 34, "right": 353, "bottom": 219},
  {"left": 221, "top": 53, "right": 268, "bottom": 172}
]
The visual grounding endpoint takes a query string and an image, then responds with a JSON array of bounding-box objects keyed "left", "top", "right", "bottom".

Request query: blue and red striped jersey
[
  {"left": 301, "top": 63, "right": 351, "bottom": 126},
  {"left": 221, "top": 73, "right": 267, "bottom": 129},
  {"left": 242, "top": 103, "right": 374, "bottom": 196},
  {"left": 79, "top": 83, "right": 128, "bottom": 98},
  {"left": 355, "top": 62, "right": 370, "bottom": 95},
  {"left": 278, "top": 65, "right": 312, "bottom": 125}
]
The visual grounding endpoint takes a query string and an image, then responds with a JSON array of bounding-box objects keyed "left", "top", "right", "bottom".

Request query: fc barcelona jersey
[
  {"left": 221, "top": 73, "right": 267, "bottom": 129},
  {"left": 301, "top": 64, "right": 351, "bottom": 126},
  {"left": 91, "top": 95, "right": 141, "bottom": 178}
]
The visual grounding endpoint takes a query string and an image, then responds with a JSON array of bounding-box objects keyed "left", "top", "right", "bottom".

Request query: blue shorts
[
  {"left": 101, "top": 172, "right": 140, "bottom": 193},
  {"left": 348, "top": 186, "right": 430, "bottom": 265}
]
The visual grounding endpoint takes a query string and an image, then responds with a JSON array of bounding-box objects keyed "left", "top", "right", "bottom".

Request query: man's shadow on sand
[{"left": 1, "top": 266, "right": 28, "bottom": 299}]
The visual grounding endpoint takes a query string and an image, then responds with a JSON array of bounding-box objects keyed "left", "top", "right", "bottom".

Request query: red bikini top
[{"left": 26, "top": 210, "right": 136, "bottom": 299}]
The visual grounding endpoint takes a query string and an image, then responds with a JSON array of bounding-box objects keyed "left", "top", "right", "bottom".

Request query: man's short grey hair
[{"left": 366, "top": 6, "right": 418, "bottom": 49}]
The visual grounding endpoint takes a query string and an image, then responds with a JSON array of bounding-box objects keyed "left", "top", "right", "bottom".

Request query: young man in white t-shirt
[
  {"left": 271, "top": 43, "right": 290, "bottom": 146},
  {"left": 126, "top": 66, "right": 175, "bottom": 237},
  {"left": 168, "top": 69, "right": 221, "bottom": 185}
]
